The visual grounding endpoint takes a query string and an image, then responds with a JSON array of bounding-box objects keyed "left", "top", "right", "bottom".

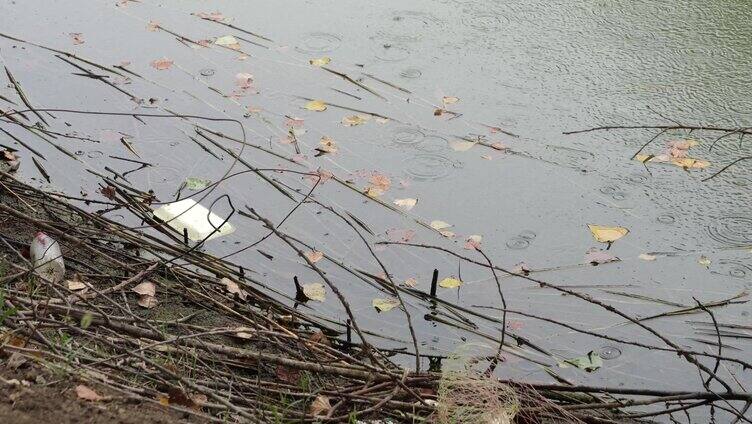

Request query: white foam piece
[{"left": 153, "top": 198, "right": 234, "bottom": 241}]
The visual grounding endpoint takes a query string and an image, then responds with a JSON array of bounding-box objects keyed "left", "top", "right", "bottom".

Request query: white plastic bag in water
[
  {"left": 153, "top": 199, "right": 234, "bottom": 242},
  {"left": 30, "top": 231, "right": 65, "bottom": 283}
]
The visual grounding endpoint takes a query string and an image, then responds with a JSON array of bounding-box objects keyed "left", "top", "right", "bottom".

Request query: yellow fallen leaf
[
  {"left": 309, "top": 57, "right": 331, "bottom": 66},
  {"left": 304, "top": 250, "right": 324, "bottom": 263},
  {"left": 394, "top": 198, "right": 417, "bottom": 211},
  {"left": 364, "top": 186, "right": 385, "bottom": 197},
  {"left": 318, "top": 136, "right": 337, "bottom": 153},
  {"left": 305, "top": 100, "right": 327, "bottom": 112},
  {"left": 671, "top": 157, "right": 710, "bottom": 169},
  {"left": 587, "top": 224, "right": 629, "bottom": 243},
  {"left": 215, "top": 35, "right": 241, "bottom": 50},
  {"left": 448, "top": 139, "right": 476, "bottom": 152},
  {"left": 698, "top": 255, "right": 711, "bottom": 268},
  {"left": 372, "top": 298, "right": 400, "bottom": 312},
  {"left": 67, "top": 279, "right": 87, "bottom": 291},
  {"left": 430, "top": 220, "right": 452, "bottom": 231},
  {"left": 302, "top": 283, "right": 326, "bottom": 302},
  {"left": 342, "top": 115, "right": 368, "bottom": 126},
  {"left": 402, "top": 277, "right": 417, "bottom": 287},
  {"left": 439, "top": 277, "right": 462, "bottom": 288},
  {"left": 638, "top": 253, "right": 656, "bottom": 261}
]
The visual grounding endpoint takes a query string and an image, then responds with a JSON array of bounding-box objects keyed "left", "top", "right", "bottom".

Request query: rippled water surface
[{"left": 1, "top": 1, "right": 751, "bottom": 418}]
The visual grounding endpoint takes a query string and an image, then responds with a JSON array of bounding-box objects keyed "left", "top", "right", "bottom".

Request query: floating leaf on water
[
  {"left": 146, "top": 21, "right": 160, "bottom": 31},
  {"left": 342, "top": 115, "right": 368, "bottom": 126},
  {"left": 638, "top": 253, "right": 657, "bottom": 261},
  {"left": 561, "top": 351, "right": 603, "bottom": 372},
  {"left": 194, "top": 11, "right": 226, "bottom": 22},
  {"left": 386, "top": 228, "right": 415, "bottom": 243},
  {"left": 304, "top": 250, "right": 324, "bottom": 263},
  {"left": 430, "top": 220, "right": 452, "bottom": 231},
  {"left": 215, "top": 35, "right": 241, "bottom": 50},
  {"left": 369, "top": 173, "right": 391, "bottom": 191},
  {"left": 448, "top": 139, "right": 476, "bottom": 152},
  {"left": 235, "top": 72, "right": 253, "bottom": 88},
  {"left": 433, "top": 108, "right": 444, "bottom": 116},
  {"left": 511, "top": 262, "right": 530, "bottom": 275},
  {"left": 634, "top": 154, "right": 709, "bottom": 169},
  {"left": 393, "top": 198, "right": 417, "bottom": 211},
  {"left": 316, "top": 136, "right": 337, "bottom": 155},
  {"left": 372, "top": 297, "right": 400, "bottom": 312},
  {"left": 491, "top": 142, "right": 507, "bottom": 150},
  {"left": 464, "top": 234, "right": 482, "bottom": 250},
  {"left": 442, "top": 96, "right": 459, "bottom": 105},
  {"left": 185, "top": 177, "right": 211, "bottom": 191},
  {"left": 305, "top": 100, "right": 327, "bottom": 112},
  {"left": 302, "top": 283, "right": 326, "bottom": 302},
  {"left": 585, "top": 248, "right": 619, "bottom": 265},
  {"left": 698, "top": 255, "right": 711, "bottom": 268},
  {"left": 375, "top": 117, "right": 390, "bottom": 124},
  {"left": 402, "top": 277, "right": 417, "bottom": 287},
  {"left": 69, "top": 33, "right": 84, "bottom": 45},
  {"left": 439, "top": 230, "right": 455, "bottom": 238},
  {"left": 587, "top": 224, "right": 628, "bottom": 243},
  {"left": 439, "top": 277, "right": 462, "bottom": 288},
  {"left": 150, "top": 58, "right": 173, "bottom": 70},
  {"left": 309, "top": 56, "right": 331, "bottom": 66},
  {"left": 364, "top": 186, "right": 385, "bottom": 197}
]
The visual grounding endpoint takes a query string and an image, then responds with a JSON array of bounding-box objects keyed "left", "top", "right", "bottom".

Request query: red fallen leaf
[
  {"left": 285, "top": 117, "right": 304, "bottom": 128},
  {"left": 386, "top": 228, "right": 415, "bottom": 243},
  {"left": 69, "top": 33, "right": 84, "bottom": 45},
  {"left": 585, "top": 248, "right": 619, "bottom": 265},
  {"left": 194, "top": 11, "right": 226, "bottom": 22},
  {"left": 100, "top": 185, "right": 117, "bottom": 200},
  {"left": 150, "top": 58, "right": 173, "bottom": 70},
  {"left": 506, "top": 320, "right": 524, "bottom": 330},
  {"left": 275, "top": 364, "right": 301, "bottom": 384},
  {"left": 369, "top": 173, "right": 391, "bottom": 191}
]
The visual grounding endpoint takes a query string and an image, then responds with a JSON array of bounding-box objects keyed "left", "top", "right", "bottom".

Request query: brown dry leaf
[
  {"left": 150, "top": 58, "right": 173, "bottom": 70},
  {"left": 276, "top": 365, "right": 301, "bottom": 384},
  {"left": 67, "top": 279, "right": 87, "bottom": 291},
  {"left": 221, "top": 277, "right": 249, "bottom": 301},
  {"left": 194, "top": 11, "right": 226, "bottom": 22},
  {"left": 309, "top": 57, "right": 331, "bottom": 66},
  {"left": 305, "top": 100, "right": 328, "bottom": 112},
  {"left": 69, "top": 33, "right": 84, "bottom": 45},
  {"left": 342, "top": 115, "right": 368, "bottom": 126},
  {"left": 137, "top": 295, "right": 158, "bottom": 309},
  {"left": 393, "top": 198, "right": 417, "bottom": 211},
  {"left": 132, "top": 281, "right": 155, "bottom": 297},
  {"left": 309, "top": 395, "right": 332, "bottom": 416},
  {"left": 449, "top": 139, "right": 476, "bottom": 152},
  {"left": 304, "top": 250, "right": 324, "bottom": 263},
  {"left": 433, "top": 108, "right": 444, "bottom": 116},
  {"left": 215, "top": 35, "right": 241, "bottom": 50},
  {"left": 317, "top": 136, "right": 337, "bottom": 154},
  {"left": 587, "top": 224, "right": 629, "bottom": 243},
  {"left": 308, "top": 330, "right": 331, "bottom": 346},
  {"left": 402, "top": 277, "right": 417, "bottom": 287},
  {"left": 235, "top": 73, "right": 253, "bottom": 88},
  {"left": 233, "top": 327, "right": 255, "bottom": 340},
  {"left": 442, "top": 96, "right": 459, "bottom": 105},
  {"left": 76, "top": 385, "right": 104, "bottom": 401}
]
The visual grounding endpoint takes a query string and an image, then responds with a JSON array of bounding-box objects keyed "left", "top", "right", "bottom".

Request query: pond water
[{"left": 2, "top": 1, "right": 751, "bottom": 419}]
